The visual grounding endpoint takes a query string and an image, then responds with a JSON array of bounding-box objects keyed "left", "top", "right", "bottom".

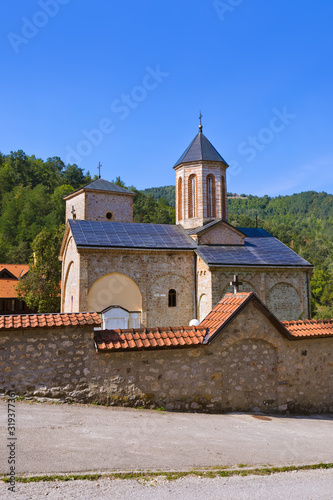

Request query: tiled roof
[
  {"left": 64, "top": 179, "right": 135, "bottom": 199},
  {"left": 0, "top": 264, "right": 29, "bottom": 279},
  {"left": 0, "top": 312, "right": 101, "bottom": 330},
  {"left": 200, "top": 292, "right": 252, "bottom": 337},
  {"left": 174, "top": 130, "right": 228, "bottom": 168},
  {"left": 200, "top": 292, "right": 293, "bottom": 342},
  {"left": 0, "top": 280, "right": 21, "bottom": 299},
  {"left": 94, "top": 326, "right": 207, "bottom": 351},
  {"left": 283, "top": 319, "right": 333, "bottom": 338},
  {"left": 196, "top": 228, "right": 312, "bottom": 267},
  {"left": 69, "top": 220, "right": 196, "bottom": 250}
]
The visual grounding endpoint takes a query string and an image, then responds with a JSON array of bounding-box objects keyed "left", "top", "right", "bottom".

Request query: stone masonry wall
[
  {"left": 65, "top": 192, "right": 85, "bottom": 221},
  {"left": 61, "top": 235, "right": 81, "bottom": 313},
  {"left": 65, "top": 191, "right": 134, "bottom": 223},
  {"left": 84, "top": 191, "right": 134, "bottom": 222},
  {"left": 197, "top": 224, "right": 245, "bottom": 245},
  {"left": 79, "top": 248, "right": 195, "bottom": 327},
  {"left": 206, "top": 267, "right": 310, "bottom": 321},
  {"left": 1, "top": 303, "right": 332, "bottom": 414}
]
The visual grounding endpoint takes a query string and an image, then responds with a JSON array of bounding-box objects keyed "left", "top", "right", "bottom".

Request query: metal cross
[
  {"left": 199, "top": 111, "right": 202, "bottom": 126},
  {"left": 230, "top": 275, "right": 243, "bottom": 294},
  {"left": 98, "top": 162, "right": 102, "bottom": 179}
]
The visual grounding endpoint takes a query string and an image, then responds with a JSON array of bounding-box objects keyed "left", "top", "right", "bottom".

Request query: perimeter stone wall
[{"left": 1, "top": 303, "right": 332, "bottom": 414}]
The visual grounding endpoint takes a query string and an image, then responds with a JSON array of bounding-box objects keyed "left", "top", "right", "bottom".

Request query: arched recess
[
  {"left": 266, "top": 282, "right": 302, "bottom": 321},
  {"left": 199, "top": 293, "right": 209, "bottom": 322},
  {"left": 221, "top": 339, "right": 278, "bottom": 412},
  {"left": 188, "top": 174, "right": 197, "bottom": 218},
  {"left": 88, "top": 273, "right": 142, "bottom": 312},
  {"left": 63, "top": 261, "right": 76, "bottom": 312},
  {"left": 149, "top": 274, "right": 192, "bottom": 326},
  {"left": 177, "top": 177, "right": 183, "bottom": 221},
  {"left": 207, "top": 174, "right": 216, "bottom": 218},
  {"left": 222, "top": 280, "right": 257, "bottom": 297}
]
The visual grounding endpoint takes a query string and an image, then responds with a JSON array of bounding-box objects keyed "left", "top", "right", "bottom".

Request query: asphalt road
[{"left": 0, "top": 400, "right": 332, "bottom": 474}]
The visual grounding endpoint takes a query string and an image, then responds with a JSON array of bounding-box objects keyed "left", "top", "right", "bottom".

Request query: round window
[{"left": 106, "top": 212, "right": 112, "bottom": 220}]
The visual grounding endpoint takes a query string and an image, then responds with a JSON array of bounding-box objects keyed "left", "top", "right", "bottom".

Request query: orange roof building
[{"left": 0, "top": 264, "right": 35, "bottom": 315}]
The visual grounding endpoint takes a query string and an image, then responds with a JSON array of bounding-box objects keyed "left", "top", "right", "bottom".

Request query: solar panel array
[
  {"left": 196, "top": 227, "right": 312, "bottom": 267},
  {"left": 70, "top": 221, "right": 312, "bottom": 267},
  {"left": 69, "top": 220, "right": 196, "bottom": 250}
]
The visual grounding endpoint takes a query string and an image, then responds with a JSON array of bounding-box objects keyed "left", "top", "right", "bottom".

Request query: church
[{"left": 59, "top": 123, "right": 313, "bottom": 328}]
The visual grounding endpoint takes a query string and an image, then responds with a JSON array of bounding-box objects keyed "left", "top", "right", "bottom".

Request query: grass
[{"left": 1, "top": 463, "right": 332, "bottom": 483}]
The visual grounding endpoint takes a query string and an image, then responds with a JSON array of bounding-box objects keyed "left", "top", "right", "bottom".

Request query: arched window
[
  {"left": 177, "top": 177, "right": 183, "bottom": 221},
  {"left": 207, "top": 174, "right": 216, "bottom": 218},
  {"left": 188, "top": 174, "right": 197, "bottom": 218},
  {"left": 221, "top": 176, "right": 226, "bottom": 220},
  {"left": 168, "top": 289, "right": 177, "bottom": 307}
]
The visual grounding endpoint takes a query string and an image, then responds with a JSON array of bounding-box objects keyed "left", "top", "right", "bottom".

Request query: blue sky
[{"left": 1, "top": 1, "right": 333, "bottom": 196}]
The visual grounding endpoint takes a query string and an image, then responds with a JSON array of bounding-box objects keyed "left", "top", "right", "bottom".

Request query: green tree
[{"left": 17, "top": 226, "right": 65, "bottom": 312}]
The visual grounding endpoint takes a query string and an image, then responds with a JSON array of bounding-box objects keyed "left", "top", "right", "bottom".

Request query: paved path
[{"left": 0, "top": 401, "right": 332, "bottom": 474}]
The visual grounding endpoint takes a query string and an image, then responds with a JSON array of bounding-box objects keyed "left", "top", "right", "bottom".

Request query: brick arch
[
  {"left": 216, "top": 327, "right": 282, "bottom": 352},
  {"left": 177, "top": 177, "right": 183, "bottom": 221},
  {"left": 206, "top": 174, "right": 216, "bottom": 218},
  {"left": 199, "top": 293, "right": 209, "bottom": 322},
  {"left": 222, "top": 280, "right": 258, "bottom": 297},
  {"left": 188, "top": 174, "right": 197, "bottom": 218},
  {"left": 267, "top": 282, "right": 302, "bottom": 321}
]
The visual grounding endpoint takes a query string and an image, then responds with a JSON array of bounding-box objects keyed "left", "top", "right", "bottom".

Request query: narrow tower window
[
  {"left": 221, "top": 176, "right": 226, "bottom": 220},
  {"left": 168, "top": 289, "right": 177, "bottom": 307},
  {"left": 207, "top": 174, "right": 216, "bottom": 218},
  {"left": 178, "top": 177, "right": 183, "bottom": 221},
  {"left": 188, "top": 174, "right": 197, "bottom": 218}
]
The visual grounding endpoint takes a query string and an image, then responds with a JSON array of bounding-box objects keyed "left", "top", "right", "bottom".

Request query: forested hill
[
  {"left": 0, "top": 150, "right": 332, "bottom": 317},
  {"left": 141, "top": 186, "right": 176, "bottom": 207}
]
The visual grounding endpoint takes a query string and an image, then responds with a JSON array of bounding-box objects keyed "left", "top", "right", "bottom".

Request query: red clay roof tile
[
  {"left": 94, "top": 326, "right": 207, "bottom": 351},
  {"left": 200, "top": 292, "right": 252, "bottom": 339},
  {"left": 283, "top": 319, "right": 333, "bottom": 338},
  {"left": 0, "top": 312, "right": 101, "bottom": 330}
]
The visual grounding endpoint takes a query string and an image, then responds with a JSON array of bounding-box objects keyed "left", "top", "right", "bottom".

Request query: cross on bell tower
[
  {"left": 230, "top": 275, "right": 243, "bottom": 294},
  {"left": 98, "top": 162, "right": 102, "bottom": 179}
]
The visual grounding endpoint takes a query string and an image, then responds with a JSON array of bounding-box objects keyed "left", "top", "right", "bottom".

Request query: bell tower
[{"left": 174, "top": 120, "right": 229, "bottom": 230}]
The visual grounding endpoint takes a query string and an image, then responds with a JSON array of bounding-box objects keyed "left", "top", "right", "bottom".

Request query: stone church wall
[
  {"left": 84, "top": 191, "right": 133, "bottom": 222},
  {"left": 206, "top": 267, "right": 310, "bottom": 321},
  {"left": 1, "top": 304, "right": 332, "bottom": 414},
  {"left": 78, "top": 248, "right": 195, "bottom": 327},
  {"left": 65, "top": 191, "right": 134, "bottom": 223},
  {"left": 61, "top": 236, "right": 81, "bottom": 313}
]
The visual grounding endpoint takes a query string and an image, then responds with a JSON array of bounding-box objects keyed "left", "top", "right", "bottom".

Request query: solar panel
[
  {"left": 69, "top": 221, "right": 312, "bottom": 267},
  {"left": 69, "top": 220, "right": 196, "bottom": 250},
  {"left": 196, "top": 228, "right": 312, "bottom": 267}
]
